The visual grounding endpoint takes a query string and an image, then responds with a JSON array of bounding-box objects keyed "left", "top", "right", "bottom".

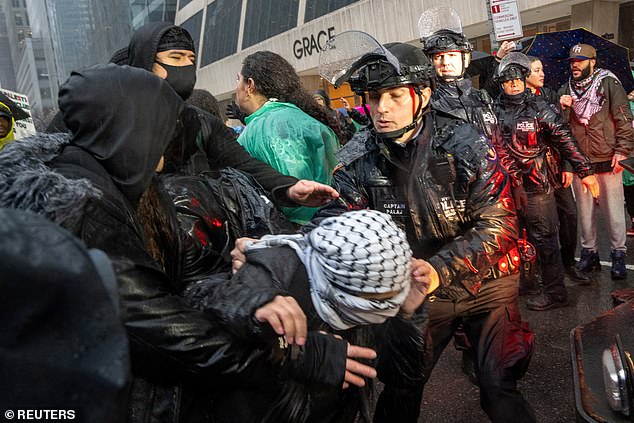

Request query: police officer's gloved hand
[
  {"left": 512, "top": 185, "right": 528, "bottom": 214},
  {"left": 225, "top": 101, "right": 246, "bottom": 125}
]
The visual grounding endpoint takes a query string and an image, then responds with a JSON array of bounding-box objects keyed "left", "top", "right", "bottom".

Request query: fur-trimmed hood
[{"left": 0, "top": 132, "right": 102, "bottom": 226}]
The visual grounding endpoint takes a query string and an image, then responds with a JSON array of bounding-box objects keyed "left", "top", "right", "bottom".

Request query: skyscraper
[{"left": 0, "top": 1, "right": 16, "bottom": 89}]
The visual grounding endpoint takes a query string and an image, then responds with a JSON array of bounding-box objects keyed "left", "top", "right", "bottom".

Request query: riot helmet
[
  {"left": 495, "top": 52, "right": 531, "bottom": 83},
  {"left": 319, "top": 31, "right": 435, "bottom": 140},
  {"left": 419, "top": 7, "right": 472, "bottom": 80}
]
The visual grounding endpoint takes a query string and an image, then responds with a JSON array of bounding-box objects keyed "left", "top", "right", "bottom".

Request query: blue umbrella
[{"left": 526, "top": 27, "right": 633, "bottom": 93}]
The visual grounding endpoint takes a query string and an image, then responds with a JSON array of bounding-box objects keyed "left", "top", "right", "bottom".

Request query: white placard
[
  {"left": 490, "top": 0, "right": 523, "bottom": 41},
  {"left": 0, "top": 88, "right": 36, "bottom": 139}
]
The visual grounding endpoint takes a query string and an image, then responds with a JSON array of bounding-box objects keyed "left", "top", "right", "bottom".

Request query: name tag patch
[{"left": 378, "top": 201, "right": 408, "bottom": 217}]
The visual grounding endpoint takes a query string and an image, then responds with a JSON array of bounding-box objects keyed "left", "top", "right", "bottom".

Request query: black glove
[
  {"left": 512, "top": 185, "right": 528, "bottom": 213},
  {"left": 225, "top": 101, "right": 246, "bottom": 125}
]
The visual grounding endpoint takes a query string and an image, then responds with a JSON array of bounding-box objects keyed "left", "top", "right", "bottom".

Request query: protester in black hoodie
[
  {"left": 0, "top": 65, "right": 376, "bottom": 423},
  {"left": 115, "top": 22, "right": 337, "bottom": 206}
]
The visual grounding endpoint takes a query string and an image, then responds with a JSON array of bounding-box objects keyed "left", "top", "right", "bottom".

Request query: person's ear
[
  {"left": 420, "top": 86, "right": 433, "bottom": 109},
  {"left": 246, "top": 78, "right": 256, "bottom": 95},
  {"left": 590, "top": 58, "right": 596, "bottom": 69}
]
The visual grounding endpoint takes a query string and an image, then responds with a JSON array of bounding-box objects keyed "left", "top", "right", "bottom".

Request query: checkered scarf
[
  {"left": 246, "top": 210, "right": 412, "bottom": 330},
  {"left": 569, "top": 68, "right": 618, "bottom": 125}
]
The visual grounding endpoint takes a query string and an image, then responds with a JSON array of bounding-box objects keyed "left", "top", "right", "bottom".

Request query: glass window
[
  {"left": 201, "top": 0, "right": 242, "bottom": 66},
  {"left": 304, "top": 0, "right": 358, "bottom": 22},
  {"left": 242, "top": 0, "right": 298, "bottom": 49},
  {"left": 179, "top": 0, "right": 194, "bottom": 10},
  {"left": 181, "top": 11, "right": 202, "bottom": 56}
]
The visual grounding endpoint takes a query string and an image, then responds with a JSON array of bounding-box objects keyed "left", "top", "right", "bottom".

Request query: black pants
[
  {"left": 554, "top": 186, "right": 578, "bottom": 268},
  {"left": 523, "top": 191, "right": 567, "bottom": 297},
  {"left": 374, "top": 275, "right": 536, "bottom": 423}
]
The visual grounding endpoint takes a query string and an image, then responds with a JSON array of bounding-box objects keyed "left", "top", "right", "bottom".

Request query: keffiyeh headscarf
[
  {"left": 246, "top": 210, "right": 412, "bottom": 330},
  {"left": 569, "top": 68, "right": 619, "bottom": 125}
]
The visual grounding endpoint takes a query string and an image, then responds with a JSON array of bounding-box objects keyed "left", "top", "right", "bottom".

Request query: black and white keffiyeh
[
  {"left": 245, "top": 210, "right": 412, "bottom": 330},
  {"left": 569, "top": 68, "right": 618, "bottom": 125}
]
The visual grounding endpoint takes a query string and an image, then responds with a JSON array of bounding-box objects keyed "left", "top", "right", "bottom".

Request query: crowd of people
[{"left": 1, "top": 5, "right": 633, "bottom": 423}]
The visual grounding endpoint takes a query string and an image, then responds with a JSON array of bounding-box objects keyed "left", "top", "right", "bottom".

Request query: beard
[{"left": 572, "top": 66, "right": 592, "bottom": 81}]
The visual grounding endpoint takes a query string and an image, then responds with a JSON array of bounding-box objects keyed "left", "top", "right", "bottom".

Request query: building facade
[
  {"left": 130, "top": 0, "right": 177, "bottom": 29},
  {"left": 176, "top": 0, "right": 632, "bottom": 107}
]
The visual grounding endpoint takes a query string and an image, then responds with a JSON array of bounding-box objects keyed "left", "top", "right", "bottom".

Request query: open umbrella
[
  {"left": 526, "top": 27, "right": 633, "bottom": 93},
  {"left": 0, "top": 92, "right": 30, "bottom": 121}
]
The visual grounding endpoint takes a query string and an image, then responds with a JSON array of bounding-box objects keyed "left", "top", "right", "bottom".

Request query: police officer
[
  {"left": 316, "top": 31, "right": 536, "bottom": 423},
  {"left": 419, "top": 7, "right": 498, "bottom": 139},
  {"left": 492, "top": 53, "right": 599, "bottom": 311}
]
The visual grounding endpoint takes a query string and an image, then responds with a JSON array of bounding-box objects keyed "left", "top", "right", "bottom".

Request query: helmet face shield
[
  {"left": 496, "top": 52, "right": 531, "bottom": 83},
  {"left": 319, "top": 31, "right": 401, "bottom": 91},
  {"left": 419, "top": 7, "right": 472, "bottom": 54},
  {"left": 319, "top": 31, "right": 434, "bottom": 94}
]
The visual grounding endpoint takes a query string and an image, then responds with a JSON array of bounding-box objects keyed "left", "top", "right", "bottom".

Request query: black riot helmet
[
  {"left": 419, "top": 7, "right": 473, "bottom": 80},
  {"left": 319, "top": 31, "right": 435, "bottom": 140},
  {"left": 494, "top": 52, "right": 531, "bottom": 83}
]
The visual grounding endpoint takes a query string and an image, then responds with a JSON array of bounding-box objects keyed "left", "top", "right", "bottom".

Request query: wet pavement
[{"left": 418, "top": 221, "right": 634, "bottom": 422}]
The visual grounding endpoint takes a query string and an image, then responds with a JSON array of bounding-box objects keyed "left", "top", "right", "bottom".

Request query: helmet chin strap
[{"left": 377, "top": 85, "right": 424, "bottom": 142}]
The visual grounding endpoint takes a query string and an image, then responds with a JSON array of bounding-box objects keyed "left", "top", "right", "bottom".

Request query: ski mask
[
  {"left": 156, "top": 27, "right": 197, "bottom": 99},
  {"left": 155, "top": 61, "right": 196, "bottom": 99}
]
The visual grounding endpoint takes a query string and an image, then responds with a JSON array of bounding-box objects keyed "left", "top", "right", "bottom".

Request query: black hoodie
[
  {"left": 113, "top": 22, "right": 299, "bottom": 202},
  {"left": 54, "top": 63, "right": 183, "bottom": 206},
  {"left": 109, "top": 21, "right": 176, "bottom": 72}
]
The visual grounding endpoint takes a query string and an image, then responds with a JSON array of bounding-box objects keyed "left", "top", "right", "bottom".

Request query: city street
[{"left": 420, "top": 214, "right": 634, "bottom": 422}]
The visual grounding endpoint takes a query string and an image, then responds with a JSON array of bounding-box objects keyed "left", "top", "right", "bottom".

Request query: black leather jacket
[
  {"left": 493, "top": 90, "right": 593, "bottom": 193},
  {"left": 0, "top": 133, "right": 321, "bottom": 423},
  {"left": 312, "top": 112, "right": 519, "bottom": 300},
  {"left": 432, "top": 78, "right": 498, "bottom": 139},
  {"left": 184, "top": 246, "right": 424, "bottom": 423}
]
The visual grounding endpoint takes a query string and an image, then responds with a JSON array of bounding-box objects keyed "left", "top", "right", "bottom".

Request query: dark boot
[
  {"left": 519, "top": 276, "right": 541, "bottom": 296},
  {"left": 576, "top": 249, "right": 601, "bottom": 272},
  {"left": 611, "top": 250, "right": 627, "bottom": 280},
  {"left": 526, "top": 292, "right": 568, "bottom": 311},
  {"left": 564, "top": 265, "right": 592, "bottom": 285}
]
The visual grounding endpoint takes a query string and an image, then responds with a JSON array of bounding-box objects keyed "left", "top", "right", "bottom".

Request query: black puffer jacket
[
  {"left": 311, "top": 112, "right": 519, "bottom": 300},
  {"left": 432, "top": 78, "right": 498, "bottom": 139},
  {"left": 493, "top": 90, "right": 593, "bottom": 193}
]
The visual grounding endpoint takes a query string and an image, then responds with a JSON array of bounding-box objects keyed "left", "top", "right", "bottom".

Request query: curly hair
[{"left": 241, "top": 51, "right": 343, "bottom": 141}]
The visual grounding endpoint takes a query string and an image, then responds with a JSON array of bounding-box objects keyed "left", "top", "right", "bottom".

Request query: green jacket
[{"left": 238, "top": 100, "right": 339, "bottom": 224}]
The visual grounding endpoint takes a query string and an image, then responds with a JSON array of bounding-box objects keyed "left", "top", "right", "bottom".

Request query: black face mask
[{"left": 156, "top": 62, "right": 196, "bottom": 99}]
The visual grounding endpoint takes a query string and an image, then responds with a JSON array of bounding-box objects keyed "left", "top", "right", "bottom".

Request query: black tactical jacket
[
  {"left": 493, "top": 90, "right": 593, "bottom": 193},
  {"left": 311, "top": 112, "right": 519, "bottom": 299},
  {"left": 431, "top": 78, "right": 498, "bottom": 139}
]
